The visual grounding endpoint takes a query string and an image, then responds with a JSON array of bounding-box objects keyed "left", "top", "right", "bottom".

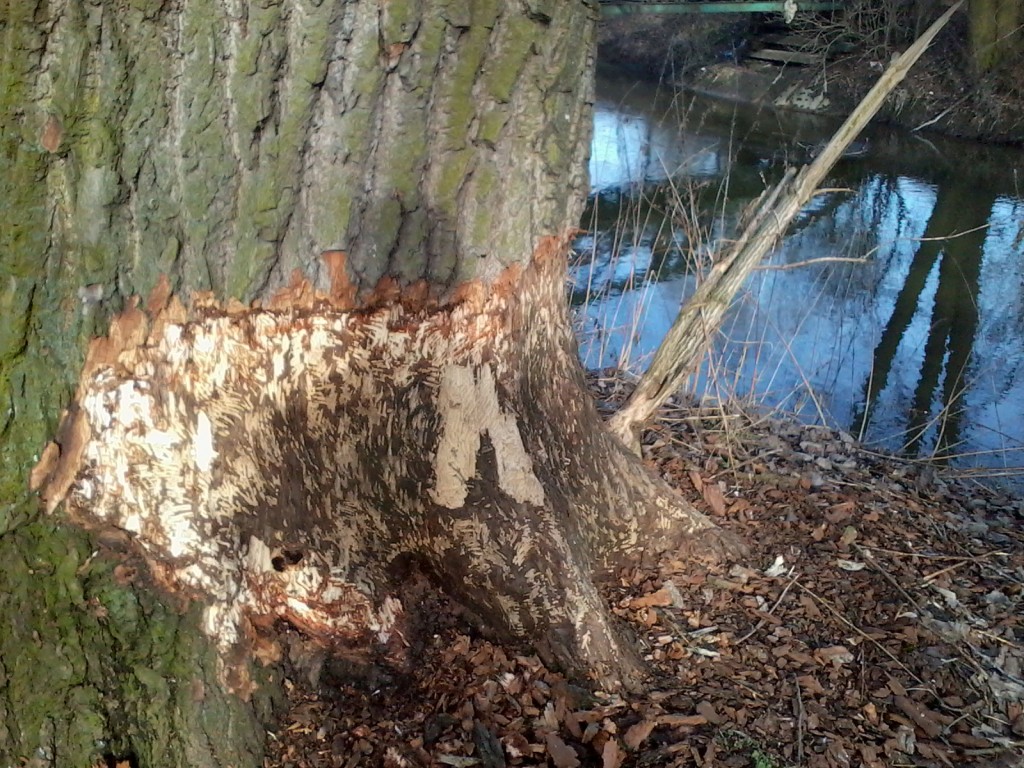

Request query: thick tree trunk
[
  {"left": 966, "top": 0, "right": 1024, "bottom": 71},
  {"left": 969, "top": 0, "right": 1022, "bottom": 72},
  {"left": 38, "top": 233, "right": 727, "bottom": 693},
  {"left": 3, "top": 2, "right": 732, "bottom": 765}
]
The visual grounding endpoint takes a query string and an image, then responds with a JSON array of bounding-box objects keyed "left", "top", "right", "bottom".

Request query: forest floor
[
  {"left": 262, "top": 14, "right": 1024, "bottom": 766},
  {"left": 265, "top": 376, "right": 1024, "bottom": 768}
]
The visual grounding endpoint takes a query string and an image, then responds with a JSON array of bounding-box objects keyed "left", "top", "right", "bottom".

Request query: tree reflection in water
[{"left": 575, "top": 72, "right": 1024, "bottom": 487}]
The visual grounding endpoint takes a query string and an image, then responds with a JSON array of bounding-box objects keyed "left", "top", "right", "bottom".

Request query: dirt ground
[
  {"left": 265, "top": 376, "right": 1024, "bottom": 767},
  {"left": 597, "top": 11, "right": 1024, "bottom": 144}
]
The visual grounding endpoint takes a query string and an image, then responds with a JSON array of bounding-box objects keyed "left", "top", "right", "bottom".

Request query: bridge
[{"left": 599, "top": 1, "right": 842, "bottom": 16}]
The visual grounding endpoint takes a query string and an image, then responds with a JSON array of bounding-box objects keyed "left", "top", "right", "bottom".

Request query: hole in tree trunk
[{"left": 271, "top": 549, "right": 304, "bottom": 572}]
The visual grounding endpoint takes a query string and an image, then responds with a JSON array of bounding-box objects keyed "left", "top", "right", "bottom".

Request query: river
[{"left": 572, "top": 69, "right": 1024, "bottom": 488}]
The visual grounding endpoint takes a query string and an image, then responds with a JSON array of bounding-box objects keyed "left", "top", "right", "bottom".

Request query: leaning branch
[{"left": 607, "top": 1, "right": 964, "bottom": 452}]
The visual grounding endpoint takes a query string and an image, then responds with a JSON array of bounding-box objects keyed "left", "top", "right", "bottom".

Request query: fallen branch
[
  {"left": 735, "top": 573, "right": 800, "bottom": 645},
  {"left": 607, "top": 1, "right": 965, "bottom": 452}
]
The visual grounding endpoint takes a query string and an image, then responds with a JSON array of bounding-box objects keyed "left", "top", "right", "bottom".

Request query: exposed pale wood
[
  {"left": 39, "top": 240, "right": 738, "bottom": 696},
  {"left": 2, "top": 1, "right": 744, "bottom": 762}
]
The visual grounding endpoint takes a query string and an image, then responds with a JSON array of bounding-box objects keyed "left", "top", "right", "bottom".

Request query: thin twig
[
  {"left": 973, "top": 629, "right": 1023, "bottom": 650},
  {"left": 736, "top": 574, "right": 799, "bottom": 645},
  {"left": 912, "top": 104, "right": 956, "bottom": 132},
  {"left": 755, "top": 256, "right": 868, "bottom": 272},
  {"left": 922, "top": 558, "right": 991, "bottom": 583},
  {"left": 795, "top": 674, "right": 805, "bottom": 764},
  {"left": 912, "top": 92, "right": 972, "bottom": 132},
  {"left": 863, "top": 547, "right": 1006, "bottom": 562}
]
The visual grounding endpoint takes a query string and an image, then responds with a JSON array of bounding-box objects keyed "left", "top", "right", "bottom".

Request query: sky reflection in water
[{"left": 573, "top": 73, "right": 1024, "bottom": 487}]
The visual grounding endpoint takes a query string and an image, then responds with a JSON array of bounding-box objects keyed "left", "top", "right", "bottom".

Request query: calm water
[{"left": 573, "top": 71, "right": 1024, "bottom": 486}]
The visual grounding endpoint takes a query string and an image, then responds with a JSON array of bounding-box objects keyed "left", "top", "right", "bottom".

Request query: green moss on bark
[
  {"left": 484, "top": 14, "right": 535, "bottom": 103},
  {"left": 438, "top": 25, "right": 490, "bottom": 148},
  {"left": 0, "top": 5, "right": 279, "bottom": 765},
  {"left": 380, "top": 2, "right": 419, "bottom": 47},
  {"left": 0, "top": 520, "right": 278, "bottom": 768},
  {"left": 226, "top": 2, "right": 340, "bottom": 299},
  {"left": 300, "top": 6, "right": 381, "bottom": 253}
]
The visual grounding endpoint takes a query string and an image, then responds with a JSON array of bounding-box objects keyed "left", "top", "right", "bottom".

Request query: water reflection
[
  {"left": 573, "top": 72, "right": 1024, "bottom": 485},
  {"left": 590, "top": 105, "right": 724, "bottom": 188}
]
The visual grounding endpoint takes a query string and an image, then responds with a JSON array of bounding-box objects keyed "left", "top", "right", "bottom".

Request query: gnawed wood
[{"left": 35, "top": 236, "right": 735, "bottom": 694}]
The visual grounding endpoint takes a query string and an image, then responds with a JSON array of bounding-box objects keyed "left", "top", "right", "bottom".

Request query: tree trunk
[
  {"left": 3, "top": 2, "right": 734, "bottom": 765},
  {"left": 969, "top": 0, "right": 1023, "bottom": 72}
]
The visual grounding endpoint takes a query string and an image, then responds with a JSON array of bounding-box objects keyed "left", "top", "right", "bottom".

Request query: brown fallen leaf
[
  {"left": 545, "top": 732, "right": 580, "bottom": 768},
  {"left": 623, "top": 719, "right": 656, "bottom": 750},
  {"left": 814, "top": 645, "right": 854, "bottom": 667},
  {"left": 727, "top": 497, "right": 751, "bottom": 516},
  {"left": 797, "top": 674, "right": 827, "bottom": 695},
  {"left": 894, "top": 695, "right": 943, "bottom": 738},
  {"left": 888, "top": 678, "right": 908, "bottom": 697},
  {"left": 863, "top": 702, "right": 879, "bottom": 726},
  {"left": 631, "top": 588, "right": 674, "bottom": 609},
  {"left": 503, "top": 732, "right": 531, "bottom": 759},
  {"left": 702, "top": 481, "right": 727, "bottom": 516},
  {"left": 688, "top": 470, "right": 704, "bottom": 493},
  {"left": 949, "top": 732, "right": 993, "bottom": 749},
  {"left": 695, "top": 700, "right": 724, "bottom": 725},
  {"left": 826, "top": 500, "right": 856, "bottom": 522},
  {"left": 602, "top": 738, "right": 625, "bottom": 768}
]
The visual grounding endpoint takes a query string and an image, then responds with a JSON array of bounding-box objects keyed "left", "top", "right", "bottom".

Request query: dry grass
[{"left": 571, "top": 165, "right": 1024, "bottom": 491}]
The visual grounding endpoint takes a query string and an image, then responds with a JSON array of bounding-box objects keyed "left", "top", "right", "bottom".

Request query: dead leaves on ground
[{"left": 267, "top": 385, "right": 1024, "bottom": 767}]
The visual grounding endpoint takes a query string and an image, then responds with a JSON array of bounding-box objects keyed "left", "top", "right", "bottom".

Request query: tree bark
[
  {"left": 969, "top": 0, "right": 1022, "bottom": 72},
  {"left": 3, "top": 2, "right": 734, "bottom": 765}
]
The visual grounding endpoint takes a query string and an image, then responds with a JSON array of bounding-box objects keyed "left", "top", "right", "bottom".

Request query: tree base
[{"left": 33, "top": 236, "right": 739, "bottom": 694}]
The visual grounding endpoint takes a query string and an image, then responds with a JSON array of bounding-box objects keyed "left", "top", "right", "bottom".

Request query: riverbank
[
  {"left": 598, "top": 12, "right": 1024, "bottom": 144},
  {"left": 266, "top": 376, "right": 1024, "bottom": 767}
]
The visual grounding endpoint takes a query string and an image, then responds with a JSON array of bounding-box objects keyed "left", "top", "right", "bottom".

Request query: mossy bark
[
  {"left": 969, "top": 0, "right": 1022, "bottom": 72},
  {"left": 2, "top": 3, "right": 279, "bottom": 765},
  {"left": 3, "top": 2, "right": 733, "bottom": 765}
]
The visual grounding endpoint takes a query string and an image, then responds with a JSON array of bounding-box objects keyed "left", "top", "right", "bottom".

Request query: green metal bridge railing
[{"left": 599, "top": 1, "right": 842, "bottom": 16}]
